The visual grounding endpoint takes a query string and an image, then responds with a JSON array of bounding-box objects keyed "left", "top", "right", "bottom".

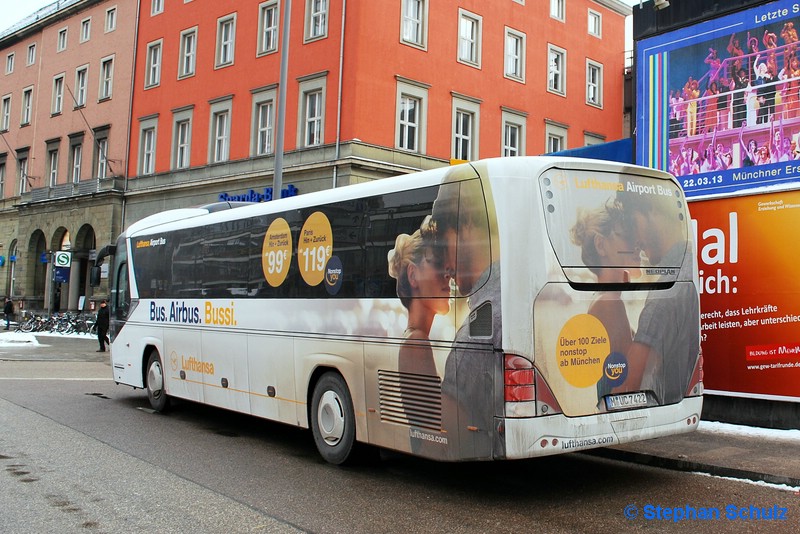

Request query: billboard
[
  {"left": 691, "top": 189, "right": 800, "bottom": 401},
  {"left": 637, "top": 0, "right": 800, "bottom": 197}
]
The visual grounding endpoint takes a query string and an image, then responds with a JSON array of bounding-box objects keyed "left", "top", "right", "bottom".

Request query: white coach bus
[{"left": 93, "top": 157, "right": 702, "bottom": 464}]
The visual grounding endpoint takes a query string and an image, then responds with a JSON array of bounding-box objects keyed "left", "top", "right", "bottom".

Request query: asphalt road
[{"left": 1, "top": 335, "right": 798, "bottom": 533}]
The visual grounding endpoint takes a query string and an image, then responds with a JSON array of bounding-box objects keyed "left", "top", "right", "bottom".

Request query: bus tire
[
  {"left": 146, "top": 351, "right": 171, "bottom": 412},
  {"left": 311, "top": 373, "right": 357, "bottom": 465}
]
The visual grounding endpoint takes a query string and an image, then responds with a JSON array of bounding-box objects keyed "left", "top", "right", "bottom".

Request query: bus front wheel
[
  {"left": 311, "top": 373, "right": 356, "bottom": 465},
  {"left": 146, "top": 351, "right": 171, "bottom": 412}
]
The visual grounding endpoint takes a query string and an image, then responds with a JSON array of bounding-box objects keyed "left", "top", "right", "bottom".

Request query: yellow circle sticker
[
  {"left": 298, "top": 211, "right": 333, "bottom": 286},
  {"left": 556, "top": 314, "right": 610, "bottom": 388},
  {"left": 262, "top": 218, "right": 292, "bottom": 287}
]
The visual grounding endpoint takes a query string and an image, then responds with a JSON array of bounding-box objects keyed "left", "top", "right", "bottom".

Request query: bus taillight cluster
[{"left": 504, "top": 354, "right": 535, "bottom": 402}]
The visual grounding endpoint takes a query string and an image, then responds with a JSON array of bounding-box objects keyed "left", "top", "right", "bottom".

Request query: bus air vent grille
[
  {"left": 469, "top": 302, "right": 493, "bottom": 337},
  {"left": 377, "top": 370, "right": 442, "bottom": 430}
]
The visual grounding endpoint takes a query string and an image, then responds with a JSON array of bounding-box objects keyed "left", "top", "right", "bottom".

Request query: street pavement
[{"left": 1, "top": 331, "right": 798, "bottom": 489}]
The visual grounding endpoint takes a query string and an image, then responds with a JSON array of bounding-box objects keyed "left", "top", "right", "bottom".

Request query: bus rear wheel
[
  {"left": 311, "top": 373, "right": 356, "bottom": 465},
  {"left": 146, "top": 351, "right": 171, "bottom": 412}
]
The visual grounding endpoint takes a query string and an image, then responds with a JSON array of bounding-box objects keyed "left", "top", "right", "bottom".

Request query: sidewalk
[{"left": 588, "top": 421, "right": 800, "bottom": 488}]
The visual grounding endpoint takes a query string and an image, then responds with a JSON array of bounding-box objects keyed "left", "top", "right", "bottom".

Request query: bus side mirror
[{"left": 90, "top": 266, "right": 102, "bottom": 287}]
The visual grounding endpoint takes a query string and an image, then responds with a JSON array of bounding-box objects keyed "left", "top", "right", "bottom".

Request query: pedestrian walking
[
  {"left": 3, "top": 297, "right": 13, "bottom": 330},
  {"left": 96, "top": 299, "right": 110, "bottom": 352}
]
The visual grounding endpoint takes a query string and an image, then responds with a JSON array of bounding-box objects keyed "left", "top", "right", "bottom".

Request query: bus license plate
[{"left": 605, "top": 392, "right": 647, "bottom": 411}]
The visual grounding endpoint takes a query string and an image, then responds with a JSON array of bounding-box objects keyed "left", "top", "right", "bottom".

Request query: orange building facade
[
  {"left": 0, "top": 0, "right": 629, "bottom": 312},
  {"left": 124, "top": 0, "right": 629, "bottom": 222}
]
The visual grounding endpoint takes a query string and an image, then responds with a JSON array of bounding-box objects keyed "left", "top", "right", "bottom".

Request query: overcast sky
[{"left": 1, "top": 0, "right": 56, "bottom": 34}]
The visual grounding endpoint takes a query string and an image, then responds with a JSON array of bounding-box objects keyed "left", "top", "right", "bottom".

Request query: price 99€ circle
[
  {"left": 262, "top": 217, "right": 292, "bottom": 287},
  {"left": 298, "top": 211, "right": 333, "bottom": 287}
]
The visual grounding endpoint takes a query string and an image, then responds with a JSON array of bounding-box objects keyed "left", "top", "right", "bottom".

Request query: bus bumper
[{"left": 500, "top": 396, "right": 703, "bottom": 459}]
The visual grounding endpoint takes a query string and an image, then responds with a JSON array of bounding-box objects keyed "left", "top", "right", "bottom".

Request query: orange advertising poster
[{"left": 691, "top": 190, "right": 800, "bottom": 401}]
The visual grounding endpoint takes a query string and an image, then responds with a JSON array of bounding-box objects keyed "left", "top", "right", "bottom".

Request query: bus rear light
[
  {"left": 534, "top": 369, "right": 563, "bottom": 416},
  {"left": 504, "top": 354, "right": 534, "bottom": 403},
  {"left": 505, "top": 385, "right": 535, "bottom": 402},
  {"left": 685, "top": 349, "right": 704, "bottom": 397}
]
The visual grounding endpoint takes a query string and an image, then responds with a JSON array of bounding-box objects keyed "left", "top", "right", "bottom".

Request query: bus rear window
[{"left": 540, "top": 168, "right": 689, "bottom": 285}]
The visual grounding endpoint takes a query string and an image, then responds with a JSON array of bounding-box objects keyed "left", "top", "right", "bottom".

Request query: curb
[{"left": 583, "top": 447, "right": 800, "bottom": 488}]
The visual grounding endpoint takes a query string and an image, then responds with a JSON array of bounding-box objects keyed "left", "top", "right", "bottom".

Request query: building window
[
  {"left": 57, "top": 28, "right": 68, "bottom": 51},
  {"left": 171, "top": 107, "right": 193, "bottom": 170},
  {"left": 70, "top": 143, "right": 83, "bottom": 183},
  {"left": 551, "top": 0, "right": 565, "bottom": 21},
  {"left": 501, "top": 109, "right": 526, "bottom": 157},
  {"left": 504, "top": 28, "right": 525, "bottom": 82},
  {"left": 548, "top": 45, "right": 566, "bottom": 95},
  {"left": 145, "top": 41, "right": 162, "bottom": 88},
  {"left": 139, "top": 125, "right": 156, "bottom": 175},
  {"left": 216, "top": 15, "right": 236, "bottom": 67},
  {"left": 174, "top": 120, "right": 191, "bottom": 168},
  {"left": 306, "top": 0, "right": 328, "bottom": 40},
  {"left": 152, "top": 0, "right": 164, "bottom": 16},
  {"left": 458, "top": 10, "right": 482, "bottom": 67},
  {"left": 52, "top": 75, "right": 64, "bottom": 114},
  {"left": 27, "top": 44, "right": 36, "bottom": 66},
  {"left": 75, "top": 66, "right": 88, "bottom": 107},
  {"left": 398, "top": 95, "right": 420, "bottom": 152},
  {"left": 208, "top": 99, "right": 232, "bottom": 163},
  {"left": 586, "top": 60, "right": 603, "bottom": 107},
  {"left": 94, "top": 135, "right": 109, "bottom": 178},
  {"left": 503, "top": 123, "right": 521, "bottom": 156},
  {"left": 5, "top": 53, "right": 13, "bottom": 74},
  {"left": 256, "top": 101, "right": 274, "bottom": 155},
  {"left": 100, "top": 56, "right": 114, "bottom": 99},
  {"left": 401, "top": 0, "right": 427, "bottom": 48},
  {"left": 18, "top": 156, "right": 28, "bottom": 194},
  {"left": 212, "top": 111, "right": 230, "bottom": 162},
  {"left": 105, "top": 7, "right": 117, "bottom": 33},
  {"left": 454, "top": 110, "right": 473, "bottom": 160},
  {"left": 0, "top": 161, "right": 5, "bottom": 197},
  {"left": 304, "top": 91, "right": 323, "bottom": 146},
  {"left": 21, "top": 87, "right": 32, "bottom": 125},
  {"left": 296, "top": 75, "right": 326, "bottom": 147},
  {"left": 1, "top": 96, "right": 10, "bottom": 131},
  {"left": 80, "top": 18, "right": 91, "bottom": 42},
  {"left": 179, "top": 28, "right": 197, "bottom": 78},
  {"left": 251, "top": 88, "right": 276, "bottom": 156},
  {"left": 588, "top": 9, "right": 602, "bottom": 38},
  {"left": 545, "top": 121, "right": 568, "bottom": 153},
  {"left": 258, "top": 1, "right": 279, "bottom": 55},
  {"left": 395, "top": 78, "right": 428, "bottom": 153},
  {"left": 584, "top": 132, "right": 605, "bottom": 146},
  {"left": 48, "top": 149, "right": 59, "bottom": 187},
  {"left": 452, "top": 96, "right": 480, "bottom": 161}
]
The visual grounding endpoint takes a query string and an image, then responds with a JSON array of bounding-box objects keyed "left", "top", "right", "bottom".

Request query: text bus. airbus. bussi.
[{"left": 93, "top": 157, "right": 702, "bottom": 464}]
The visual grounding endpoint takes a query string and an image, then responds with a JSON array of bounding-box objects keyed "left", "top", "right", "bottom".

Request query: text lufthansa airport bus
[{"left": 93, "top": 157, "right": 702, "bottom": 464}]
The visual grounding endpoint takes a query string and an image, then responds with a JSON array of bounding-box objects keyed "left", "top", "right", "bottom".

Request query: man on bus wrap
[
  {"left": 616, "top": 188, "right": 700, "bottom": 405},
  {"left": 430, "top": 165, "right": 502, "bottom": 460}
]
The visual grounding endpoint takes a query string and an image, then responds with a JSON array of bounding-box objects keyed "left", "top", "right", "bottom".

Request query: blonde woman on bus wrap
[{"left": 387, "top": 216, "right": 451, "bottom": 380}]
